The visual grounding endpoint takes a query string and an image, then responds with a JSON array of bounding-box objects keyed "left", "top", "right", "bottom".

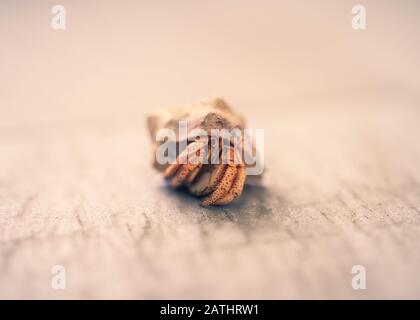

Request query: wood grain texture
[
  {"left": 1, "top": 99, "right": 420, "bottom": 299},
  {"left": 1, "top": 0, "right": 420, "bottom": 299}
]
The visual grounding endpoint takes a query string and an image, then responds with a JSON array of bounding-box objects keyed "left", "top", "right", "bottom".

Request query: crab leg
[
  {"left": 201, "top": 164, "right": 237, "bottom": 206},
  {"left": 201, "top": 145, "right": 247, "bottom": 206},
  {"left": 204, "top": 163, "right": 226, "bottom": 190},
  {"left": 214, "top": 165, "right": 246, "bottom": 205},
  {"left": 164, "top": 162, "right": 182, "bottom": 179},
  {"left": 172, "top": 162, "right": 202, "bottom": 188},
  {"left": 185, "top": 164, "right": 202, "bottom": 184},
  {"left": 165, "top": 139, "right": 248, "bottom": 206},
  {"left": 176, "top": 150, "right": 205, "bottom": 188},
  {"left": 164, "top": 141, "right": 203, "bottom": 178}
]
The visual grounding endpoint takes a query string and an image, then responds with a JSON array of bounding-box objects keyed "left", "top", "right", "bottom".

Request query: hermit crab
[{"left": 147, "top": 97, "right": 261, "bottom": 206}]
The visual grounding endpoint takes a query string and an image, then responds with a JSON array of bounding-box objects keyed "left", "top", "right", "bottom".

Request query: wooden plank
[
  {"left": 1, "top": 101, "right": 419, "bottom": 299},
  {"left": 1, "top": 0, "right": 420, "bottom": 299}
]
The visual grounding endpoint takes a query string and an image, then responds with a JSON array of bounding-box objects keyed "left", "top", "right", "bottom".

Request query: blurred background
[
  {"left": 1, "top": 0, "right": 420, "bottom": 299},
  {"left": 1, "top": 0, "right": 419, "bottom": 125}
]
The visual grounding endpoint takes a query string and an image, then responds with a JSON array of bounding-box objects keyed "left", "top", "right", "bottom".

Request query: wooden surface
[{"left": 1, "top": 1, "right": 420, "bottom": 299}]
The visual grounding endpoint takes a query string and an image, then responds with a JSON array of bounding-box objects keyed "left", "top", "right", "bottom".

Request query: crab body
[{"left": 147, "top": 97, "right": 258, "bottom": 206}]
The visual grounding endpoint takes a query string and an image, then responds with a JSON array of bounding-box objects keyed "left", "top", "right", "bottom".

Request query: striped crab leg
[
  {"left": 164, "top": 140, "right": 208, "bottom": 188},
  {"left": 201, "top": 147, "right": 246, "bottom": 206}
]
